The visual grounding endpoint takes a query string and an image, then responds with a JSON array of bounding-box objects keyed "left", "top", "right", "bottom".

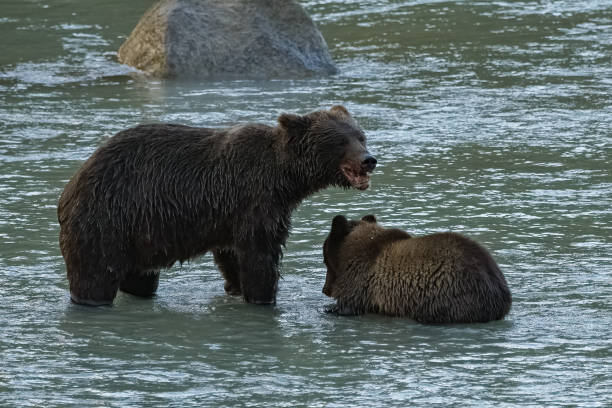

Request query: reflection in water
[{"left": 0, "top": 0, "right": 610, "bottom": 407}]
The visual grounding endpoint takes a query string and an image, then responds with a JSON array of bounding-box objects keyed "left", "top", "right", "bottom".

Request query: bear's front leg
[
  {"left": 324, "top": 302, "right": 362, "bottom": 316},
  {"left": 236, "top": 242, "right": 281, "bottom": 305},
  {"left": 213, "top": 248, "right": 242, "bottom": 296}
]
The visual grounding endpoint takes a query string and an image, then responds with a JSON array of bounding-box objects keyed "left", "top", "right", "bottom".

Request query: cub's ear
[
  {"left": 278, "top": 113, "right": 311, "bottom": 133},
  {"left": 361, "top": 214, "right": 377, "bottom": 223},
  {"left": 330, "top": 214, "right": 350, "bottom": 237},
  {"left": 330, "top": 105, "right": 350, "bottom": 116}
]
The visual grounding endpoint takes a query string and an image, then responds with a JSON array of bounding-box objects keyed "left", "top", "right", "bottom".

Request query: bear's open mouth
[{"left": 341, "top": 164, "right": 371, "bottom": 190}]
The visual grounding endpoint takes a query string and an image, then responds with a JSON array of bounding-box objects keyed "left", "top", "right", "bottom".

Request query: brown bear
[
  {"left": 58, "top": 106, "right": 376, "bottom": 306},
  {"left": 322, "top": 215, "right": 512, "bottom": 323}
]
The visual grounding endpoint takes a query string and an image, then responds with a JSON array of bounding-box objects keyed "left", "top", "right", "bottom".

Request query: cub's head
[
  {"left": 278, "top": 105, "right": 377, "bottom": 190},
  {"left": 322, "top": 214, "right": 379, "bottom": 297}
]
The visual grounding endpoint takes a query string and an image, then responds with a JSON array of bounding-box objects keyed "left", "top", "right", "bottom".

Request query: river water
[{"left": 0, "top": 1, "right": 610, "bottom": 407}]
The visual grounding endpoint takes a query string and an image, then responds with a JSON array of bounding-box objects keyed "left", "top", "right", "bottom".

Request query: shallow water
[{"left": 1, "top": 0, "right": 611, "bottom": 406}]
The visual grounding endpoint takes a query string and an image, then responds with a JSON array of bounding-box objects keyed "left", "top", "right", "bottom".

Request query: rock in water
[{"left": 117, "top": 0, "right": 338, "bottom": 78}]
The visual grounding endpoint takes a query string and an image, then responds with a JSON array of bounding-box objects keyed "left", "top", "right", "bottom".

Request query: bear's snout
[{"left": 362, "top": 154, "right": 377, "bottom": 172}]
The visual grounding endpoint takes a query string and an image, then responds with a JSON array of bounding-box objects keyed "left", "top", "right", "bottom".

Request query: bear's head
[
  {"left": 322, "top": 214, "right": 411, "bottom": 297},
  {"left": 277, "top": 105, "right": 377, "bottom": 190},
  {"left": 322, "top": 214, "right": 380, "bottom": 297}
]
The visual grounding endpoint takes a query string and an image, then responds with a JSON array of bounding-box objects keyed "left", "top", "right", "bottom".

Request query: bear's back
[{"left": 371, "top": 232, "right": 511, "bottom": 322}]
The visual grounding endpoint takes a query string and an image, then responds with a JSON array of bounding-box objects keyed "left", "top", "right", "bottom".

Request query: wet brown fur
[
  {"left": 323, "top": 215, "right": 512, "bottom": 323},
  {"left": 58, "top": 106, "right": 373, "bottom": 306}
]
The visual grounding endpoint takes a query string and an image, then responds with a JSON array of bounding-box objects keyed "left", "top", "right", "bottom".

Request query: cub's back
[
  {"left": 372, "top": 232, "right": 509, "bottom": 322},
  {"left": 380, "top": 232, "right": 491, "bottom": 279}
]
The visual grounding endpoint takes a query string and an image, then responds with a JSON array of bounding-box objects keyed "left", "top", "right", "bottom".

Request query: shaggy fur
[
  {"left": 322, "top": 215, "right": 512, "bottom": 323},
  {"left": 58, "top": 106, "right": 376, "bottom": 306}
]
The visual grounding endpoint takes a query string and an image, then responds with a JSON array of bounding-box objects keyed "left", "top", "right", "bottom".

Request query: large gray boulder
[{"left": 117, "top": 0, "right": 337, "bottom": 79}]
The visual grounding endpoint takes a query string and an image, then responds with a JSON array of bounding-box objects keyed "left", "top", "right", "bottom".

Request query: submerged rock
[{"left": 117, "top": 0, "right": 337, "bottom": 79}]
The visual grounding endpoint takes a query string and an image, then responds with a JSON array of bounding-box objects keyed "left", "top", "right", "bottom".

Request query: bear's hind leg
[
  {"left": 120, "top": 269, "right": 160, "bottom": 297},
  {"left": 67, "top": 261, "right": 120, "bottom": 306},
  {"left": 213, "top": 248, "right": 242, "bottom": 296}
]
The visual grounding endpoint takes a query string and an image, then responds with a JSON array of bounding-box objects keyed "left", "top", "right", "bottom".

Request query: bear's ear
[
  {"left": 330, "top": 105, "right": 350, "bottom": 116},
  {"left": 361, "top": 214, "right": 377, "bottom": 223},
  {"left": 278, "top": 113, "right": 311, "bottom": 134},
  {"left": 330, "top": 214, "right": 350, "bottom": 238}
]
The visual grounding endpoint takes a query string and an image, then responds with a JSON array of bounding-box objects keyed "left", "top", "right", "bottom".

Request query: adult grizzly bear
[
  {"left": 322, "top": 215, "right": 511, "bottom": 323},
  {"left": 58, "top": 106, "right": 376, "bottom": 306}
]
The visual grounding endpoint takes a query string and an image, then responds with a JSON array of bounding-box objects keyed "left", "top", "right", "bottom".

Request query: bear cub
[
  {"left": 322, "top": 215, "right": 512, "bottom": 323},
  {"left": 58, "top": 106, "right": 376, "bottom": 306}
]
